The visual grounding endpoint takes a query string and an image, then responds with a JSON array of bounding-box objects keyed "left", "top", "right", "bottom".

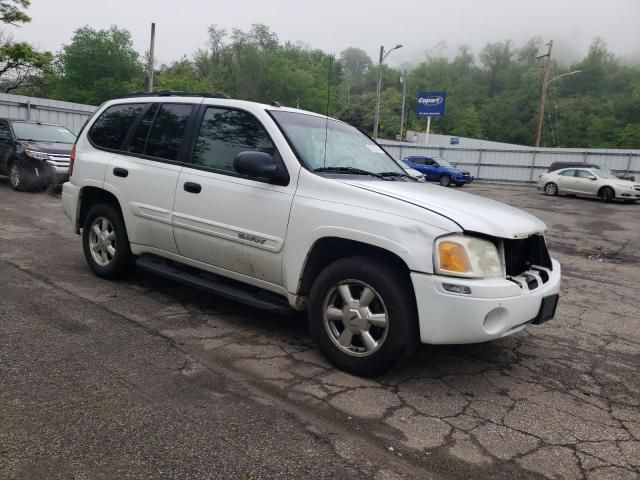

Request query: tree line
[{"left": 2, "top": 2, "right": 639, "bottom": 148}]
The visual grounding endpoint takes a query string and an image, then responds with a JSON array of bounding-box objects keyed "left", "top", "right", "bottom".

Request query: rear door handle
[
  {"left": 183, "top": 182, "right": 202, "bottom": 194},
  {"left": 113, "top": 167, "right": 128, "bottom": 178}
]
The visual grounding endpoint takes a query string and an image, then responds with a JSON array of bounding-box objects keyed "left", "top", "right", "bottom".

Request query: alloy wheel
[
  {"left": 545, "top": 183, "right": 557, "bottom": 195},
  {"left": 88, "top": 217, "right": 116, "bottom": 267},
  {"left": 9, "top": 163, "right": 21, "bottom": 188},
  {"left": 323, "top": 280, "right": 389, "bottom": 357}
]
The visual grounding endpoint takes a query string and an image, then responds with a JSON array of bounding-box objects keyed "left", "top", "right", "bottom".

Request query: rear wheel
[
  {"left": 544, "top": 182, "right": 558, "bottom": 196},
  {"left": 599, "top": 187, "right": 614, "bottom": 202},
  {"left": 82, "top": 203, "right": 135, "bottom": 279},
  {"left": 308, "top": 256, "right": 418, "bottom": 377},
  {"left": 439, "top": 174, "right": 451, "bottom": 187}
]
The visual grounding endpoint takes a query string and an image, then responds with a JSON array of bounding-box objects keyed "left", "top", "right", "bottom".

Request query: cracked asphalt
[{"left": 1, "top": 179, "right": 638, "bottom": 479}]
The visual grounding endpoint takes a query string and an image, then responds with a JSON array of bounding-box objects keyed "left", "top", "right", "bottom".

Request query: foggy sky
[{"left": 11, "top": 0, "right": 640, "bottom": 67}]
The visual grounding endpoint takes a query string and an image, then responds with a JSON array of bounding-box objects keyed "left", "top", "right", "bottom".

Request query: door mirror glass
[{"left": 234, "top": 151, "right": 279, "bottom": 180}]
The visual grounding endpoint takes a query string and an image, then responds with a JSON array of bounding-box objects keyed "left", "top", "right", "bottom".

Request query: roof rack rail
[{"left": 115, "top": 90, "right": 230, "bottom": 99}]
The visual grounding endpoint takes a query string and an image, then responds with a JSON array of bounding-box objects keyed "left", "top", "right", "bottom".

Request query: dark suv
[
  {"left": 0, "top": 119, "right": 77, "bottom": 191},
  {"left": 548, "top": 161, "right": 634, "bottom": 182}
]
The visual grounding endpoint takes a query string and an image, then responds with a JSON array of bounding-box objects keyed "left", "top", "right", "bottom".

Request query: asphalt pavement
[{"left": 0, "top": 179, "right": 638, "bottom": 479}]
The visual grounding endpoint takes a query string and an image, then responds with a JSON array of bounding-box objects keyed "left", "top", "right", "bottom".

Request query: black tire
[
  {"left": 599, "top": 187, "right": 614, "bottom": 203},
  {"left": 439, "top": 174, "right": 452, "bottom": 187},
  {"left": 8, "top": 160, "right": 29, "bottom": 191},
  {"left": 307, "top": 256, "right": 418, "bottom": 377},
  {"left": 544, "top": 182, "right": 558, "bottom": 196},
  {"left": 82, "top": 203, "right": 135, "bottom": 279}
]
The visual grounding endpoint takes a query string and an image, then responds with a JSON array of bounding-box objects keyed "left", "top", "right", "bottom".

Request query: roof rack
[{"left": 115, "top": 90, "right": 230, "bottom": 99}]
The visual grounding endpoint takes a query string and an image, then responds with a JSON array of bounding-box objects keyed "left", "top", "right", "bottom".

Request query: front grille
[
  {"left": 503, "top": 234, "right": 552, "bottom": 277},
  {"left": 47, "top": 154, "right": 70, "bottom": 168}
]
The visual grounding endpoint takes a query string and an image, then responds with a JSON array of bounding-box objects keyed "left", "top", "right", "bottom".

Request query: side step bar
[{"left": 136, "top": 254, "right": 292, "bottom": 315}]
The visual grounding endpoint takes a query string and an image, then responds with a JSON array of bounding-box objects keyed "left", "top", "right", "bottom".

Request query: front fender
[{"left": 282, "top": 194, "right": 455, "bottom": 293}]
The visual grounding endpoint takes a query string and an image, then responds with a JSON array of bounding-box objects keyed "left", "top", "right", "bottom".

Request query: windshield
[
  {"left": 12, "top": 122, "right": 76, "bottom": 144},
  {"left": 432, "top": 157, "right": 453, "bottom": 168},
  {"left": 270, "top": 111, "right": 404, "bottom": 175},
  {"left": 594, "top": 169, "right": 618, "bottom": 179}
]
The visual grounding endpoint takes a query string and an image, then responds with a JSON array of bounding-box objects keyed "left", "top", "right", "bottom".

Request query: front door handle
[
  {"left": 113, "top": 167, "right": 128, "bottom": 178},
  {"left": 183, "top": 182, "right": 202, "bottom": 194}
]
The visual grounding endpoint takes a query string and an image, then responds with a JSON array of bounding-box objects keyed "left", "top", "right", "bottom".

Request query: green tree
[
  {"left": 0, "top": 0, "right": 30, "bottom": 25},
  {"left": 0, "top": 0, "right": 53, "bottom": 94},
  {"left": 617, "top": 123, "right": 640, "bottom": 148},
  {"left": 53, "top": 26, "right": 145, "bottom": 104}
]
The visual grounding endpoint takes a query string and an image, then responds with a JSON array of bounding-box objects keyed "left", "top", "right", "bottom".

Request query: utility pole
[
  {"left": 373, "top": 44, "right": 402, "bottom": 139},
  {"left": 373, "top": 46, "right": 384, "bottom": 139},
  {"left": 534, "top": 40, "right": 553, "bottom": 147},
  {"left": 148, "top": 23, "right": 156, "bottom": 92},
  {"left": 399, "top": 70, "right": 407, "bottom": 141}
]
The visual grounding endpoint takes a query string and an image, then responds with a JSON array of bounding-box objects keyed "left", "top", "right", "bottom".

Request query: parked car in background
[
  {"left": 403, "top": 155, "right": 473, "bottom": 187},
  {"left": 538, "top": 167, "right": 640, "bottom": 203},
  {"left": 0, "top": 119, "right": 76, "bottom": 191},
  {"left": 62, "top": 93, "right": 560, "bottom": 376},
  {"left": 403, "top": 166, "right": 426, "bottom": 182},
  {"left": 547, "top": 161, "right": 635, "bottom": 182}
]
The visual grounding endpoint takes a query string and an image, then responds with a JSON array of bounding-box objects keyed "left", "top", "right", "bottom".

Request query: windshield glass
[
  {"left": 594, "top": 169, "right": 618, "bottom": 179},
  {"left": 270, "top": 111, "right": 404, "bottom": 174},
  {"left": 12, "top": 122, "right": 76, "bottom": 144},
  {"left": 433, "top": 157, "right": 453, "bottom": 168}
]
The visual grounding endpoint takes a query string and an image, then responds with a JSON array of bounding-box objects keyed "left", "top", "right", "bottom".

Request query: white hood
[{"left": 340, "top": 180, "right": 547, "bottom": 239}]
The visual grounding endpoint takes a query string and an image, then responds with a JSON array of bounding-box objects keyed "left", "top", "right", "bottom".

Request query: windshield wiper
[
  {"left": 313, "top": 166, "right": 388, "bottom": 180},
  {"left": 378, "top": 171, "right": 419, "bottom": 181}
]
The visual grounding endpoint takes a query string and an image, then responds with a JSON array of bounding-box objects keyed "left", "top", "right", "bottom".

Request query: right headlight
[{"left": 434, "top": 234, "right": 505, "bottom": 279}]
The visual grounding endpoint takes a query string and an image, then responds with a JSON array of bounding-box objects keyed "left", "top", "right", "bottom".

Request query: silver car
[{"left": 537, "top": 167, "right": 640, "bottom": 203}]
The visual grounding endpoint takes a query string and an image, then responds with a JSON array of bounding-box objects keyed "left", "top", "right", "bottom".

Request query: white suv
[{"left": 62, "top": 93, "right": 561, "bottom": 376}]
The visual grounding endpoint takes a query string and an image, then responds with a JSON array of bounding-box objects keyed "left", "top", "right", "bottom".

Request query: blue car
[{"left": 403, "top": 156, "right": 474, "bottom": 187}]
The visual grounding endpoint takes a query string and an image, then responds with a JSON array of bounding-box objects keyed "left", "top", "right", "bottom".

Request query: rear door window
[
  {"left": 89, "top": 103, "right": 146, "bottom": 150},
  {"left": 128, "top": 103, "right": 194, "bottom": 161},
  {"left": 560, "top": 169, "right": 575, "bottom": 177}
]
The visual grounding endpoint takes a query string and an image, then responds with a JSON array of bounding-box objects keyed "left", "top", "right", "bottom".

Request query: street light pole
[
  {"left": 399, "top": 70, "right": 407, "bottom": 141},
  {"left": 373, "top": 44, "right": 402, "bottom": 139}
]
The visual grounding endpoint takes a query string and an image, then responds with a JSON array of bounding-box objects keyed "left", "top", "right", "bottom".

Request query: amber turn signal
[{"left": 438, "top": 241, "right": 470, "bottom": 273}]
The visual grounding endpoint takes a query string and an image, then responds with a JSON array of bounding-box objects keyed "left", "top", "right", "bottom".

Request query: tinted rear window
[
  {"left": 88, "top": 103, "right": 146, "bottom": 150},
  {"left": 144, "top": 104, "right": 193, "bottom": 161}
]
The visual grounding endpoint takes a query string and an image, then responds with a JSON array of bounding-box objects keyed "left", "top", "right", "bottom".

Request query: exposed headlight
[
  {"left": 434, "top": 234, "right": 505, "bottom": 279},
  {"left": 25, "top": 150, "right": 50, "bottom": 161}
]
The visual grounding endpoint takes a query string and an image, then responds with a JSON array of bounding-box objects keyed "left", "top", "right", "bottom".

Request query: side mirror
[
  {"left": 234, "top": 151, "right": 285, "bottom": 184},
  {"left": 0, "top": 135, "right": 11, "bottom": 142},
  {"left": 589, "top": 176, "right": 597, "bottom": 180}
]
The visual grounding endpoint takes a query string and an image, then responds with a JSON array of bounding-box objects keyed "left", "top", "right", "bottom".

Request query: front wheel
[
  {"left": 308, "top": 256, "right": 418, "bottom": 377},
  {"left": 599, "top": 187, "right": 615, "bottom": 203},
  {"left": 82, "top": 203, "right": 135, "bottom": 279},
  {"left": 439, "top": 175, "right": 452, "bottom": 187},
  {"left": 8, "top": 161, "right": 28, "bottom": 191}
]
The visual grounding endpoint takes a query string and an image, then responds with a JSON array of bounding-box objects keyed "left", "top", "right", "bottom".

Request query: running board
[{"left": 136, "top": 254, "right": 292, "bottom": 315}]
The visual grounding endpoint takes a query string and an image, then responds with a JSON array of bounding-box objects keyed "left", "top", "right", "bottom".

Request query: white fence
[
  {"left": 379, "top": 143, "right": 640, "bottom": 183},
  {"left": 0, "top": 93, "right": 96, "bottom": 134}
]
